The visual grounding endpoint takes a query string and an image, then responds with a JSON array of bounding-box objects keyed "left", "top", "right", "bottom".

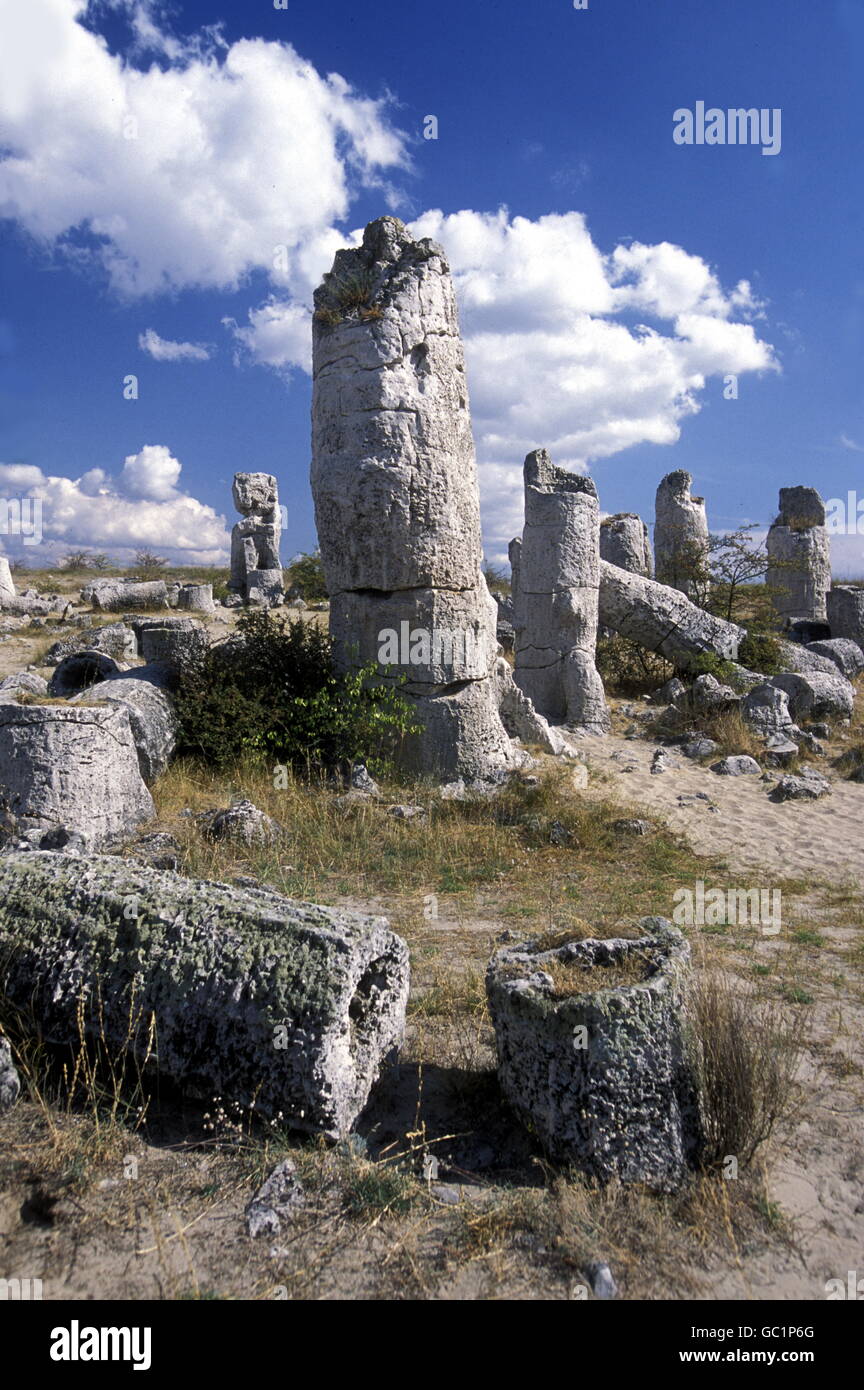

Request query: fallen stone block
[
  {"left": 0, "top": 671, "right": 48, "bottom": 700},
  {"left": 69, "top": 664, "right": 177, "bottom": 783},
  {"left": 598, "top": 561, "right": 743, "bottom": 670},
  {"left": 83, "top": 579, "right": 169, "bottom": 612},
  {"left": 0, "top": 705, "right": 154, "bottom": 849},
  {"left": 486, "top": 918, "right": 700, "bottom": 1191},
  {"left": 742, "top": 683, "right": 796, "bottom": 738},
  {"left": 245, "top": 1159, "right": 305, "bottom": 1238},
  {"left": 44, "top": 622, "right": 137, "bottom": 666},
  {"left": 176, "top": 583, "right": 215, "bottom": 613},
  {"left": 710, "top": 755, "right": 761, "bottom": 776},
  {"left": 0, "top": 854, "right": 410, "bottom": 1139}
]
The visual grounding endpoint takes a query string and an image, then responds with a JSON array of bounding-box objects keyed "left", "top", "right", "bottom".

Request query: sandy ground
[{"left": 580, "top": 729, "right": 864, "bottom": 886}]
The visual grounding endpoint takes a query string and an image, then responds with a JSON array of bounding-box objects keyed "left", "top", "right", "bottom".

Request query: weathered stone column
[
  {"left": 827, "top": 585, "right": 864, "bottom": 646},
  {"left": 599, "top": 512, "right": 653, "bottom": 577},
  {"left": 654, "top": 470, "right": 709, "bottom": 597},
  {"left": 766, "top": 487, "right": 830, "bottom": 624},
  {"left": 512, "top": 449, "right": 609, "bottom": 733},
  {"left": 0, "top": 557, "right": 15, "bottom": 604},
  {"left": 229, "top": 472, "right": 283, "bottom": 604},
  {"left": 311, "top": 217, "right": 513, "bottom": 779}
]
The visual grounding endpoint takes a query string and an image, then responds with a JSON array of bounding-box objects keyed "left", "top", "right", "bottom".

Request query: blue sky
[{"left": 1, "top": 0, "right": 862, "bottom": 571}]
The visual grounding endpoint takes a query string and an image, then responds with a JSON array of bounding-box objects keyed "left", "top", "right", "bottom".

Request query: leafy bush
[
  {"left": 738, "top": 631, "right": 783, "bottom": 676},
  {"left": 173, "top": 611, "right": 418, "bottom": 776},
  {"left": 596, "top": 633, "right": 672, "bottom": 696},
  {"left": 285, "top": 551, "right": 328, "bottom": 601}
]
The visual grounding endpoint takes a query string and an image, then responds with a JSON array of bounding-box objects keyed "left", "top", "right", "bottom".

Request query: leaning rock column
[
  {"left": 513, "top": 450, "right": 609, "bottom": 732},
  {"left": 599, "top": 512, "right": 654, "bottom": 577},
  {"left": 311, "top": 217, "right": 513, "bottom": 779},
  {"left": 766, "top": 486, "right": 830, "bottom": 624},
  {"left": 654, "top": 470, "right": 709, "bottom": 597}
]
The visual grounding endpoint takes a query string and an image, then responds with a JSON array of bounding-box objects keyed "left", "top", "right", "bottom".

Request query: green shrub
[
  {"left": 596, "top": 634, "right": 672, "bottom": 696},
  {"left": 738, "top": 631, "right": 783, "bottom": 676},
  {"left": 173, "top": 611, "right": 418, "bottom": 776},
  {"left": 285, "top": 551, "right": 328, "bottom": 601}
]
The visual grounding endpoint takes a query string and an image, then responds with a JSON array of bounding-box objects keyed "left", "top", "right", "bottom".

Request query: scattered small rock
[
  {"left": 387, "top": 804, "right": 427, "bottom": 821},
  {"left": 587, "top": 1261, "right": 618, "bottom": 1300},
  {"left": 203, "top": 799, "right": 282, "bottom": 846},
  {"left": 769, "top": 769, "right": 831, "bottom": 802},
  {"left": 710, "top": 755, "right": 761, "bottom": 776},
  {"left": 611, "top": 818, "right": 650, "bottom": 836},
  {"left": 245, "top": 1159, "right": 305, "bottom": 1239}
]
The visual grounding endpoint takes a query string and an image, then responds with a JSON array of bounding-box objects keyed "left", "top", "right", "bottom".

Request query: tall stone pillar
[
  {"left": 654, "top": 470, "right": 709, "bottom": 597},
  {"left": 311, "top": 217, "right": 513, "bottom": 779},
  {"left": 513, "top": 450, "right": 609, "bottom": 733},
  {"left": 599, "top": 513, "right": 654, "bottom": 577},
  {"left": 766, "top": 486, "right": 830, "bottom": 624},
  {"left": 229, "top": 473, "right": 283, "bottom": 604}
]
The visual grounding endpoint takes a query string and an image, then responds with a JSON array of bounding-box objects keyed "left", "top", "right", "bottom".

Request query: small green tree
[
  {"left": 91, "top": 553, "right": 111, "bottom": 571},
  {"left": 285, "top": 551, "right": 328, "bottom": 601}
]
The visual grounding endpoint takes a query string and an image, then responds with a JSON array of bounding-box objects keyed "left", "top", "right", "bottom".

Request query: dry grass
[{"left": 687, "top": 970, "right": 807, "bottom": 1170}]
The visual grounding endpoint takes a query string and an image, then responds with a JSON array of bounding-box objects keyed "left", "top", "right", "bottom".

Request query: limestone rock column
[
  {"left": 766, "top": 487, "right": 830, "bottom": 624},
  {"left": 599, "top": 512, "right": 653, "bottom": 577},
  {"left": 229, "top": 473, "right": 283, "bottom": 604},
  {"left": 654, "top": 470, "right": 709, "bottom": 597},
  {"left": 513, "top": 449, "right": 609, "bottom": 733},
  {"left": 311, "top": 217, "right": 513, "bottom": 779}
]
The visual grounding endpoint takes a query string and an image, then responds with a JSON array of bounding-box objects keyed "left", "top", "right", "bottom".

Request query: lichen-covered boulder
[
  {"left": 203, "top": 799, "right": 282, "bottom": 847},
  {"left": 0, "top": 704, "right": 154, "bottom": 849},
  {"left": 486, "top": 918, "right": 700, "bottom": 1191},
  {"left": 0, "top": 854, "right": 410, "bottom": 1139}
]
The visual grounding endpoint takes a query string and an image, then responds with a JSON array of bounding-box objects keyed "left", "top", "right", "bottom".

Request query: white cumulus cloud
[
  {"left": 0, "top": 451, "right": 229, "bottom": 564},
  {"left": 0, "top": 0, "right": 409, "bottom": 296},
  {"left": 139, "top": 328, "right": 211, "bottom": 362}
]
